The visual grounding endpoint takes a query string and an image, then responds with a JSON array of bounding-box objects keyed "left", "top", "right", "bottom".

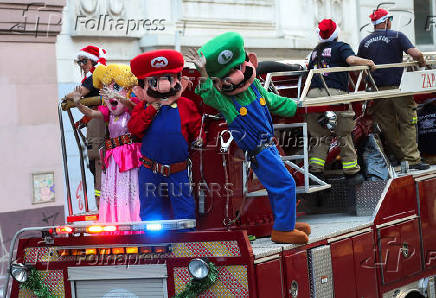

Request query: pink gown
[{"left": 98, "top": 106, "right": 142, "bottom": 223}]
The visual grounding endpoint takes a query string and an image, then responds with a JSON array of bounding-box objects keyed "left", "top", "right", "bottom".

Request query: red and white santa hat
[
  {"left": 370, "top": 9, "right": 390, "bottom": 25},
  {"left": 77, "top": 45, "right": 107, "bottom": 66},
  {"left": 317, "top": 19, "right": 340, "bottom": 42}
]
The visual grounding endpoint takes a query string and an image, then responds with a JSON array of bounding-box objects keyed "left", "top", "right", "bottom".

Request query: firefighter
[
  {"left": 418, "top": 97, "right": 436, "bottom": 165},
  {"left": 357, "top": 9, "right": 430, "bottom": 170},
  {"left": 65, "top": 45, "right": 108, "bottom": 204},
  {"left": 187, "top": 32, "right": 310, "bottom": 244},
  {"left": 306, "top": 19, "right": 375, "bottom": 182}
]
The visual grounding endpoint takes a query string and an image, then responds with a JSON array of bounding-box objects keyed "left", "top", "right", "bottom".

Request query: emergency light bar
[{"left": 54, "top": 219, "right": 195, "bottom": 235}]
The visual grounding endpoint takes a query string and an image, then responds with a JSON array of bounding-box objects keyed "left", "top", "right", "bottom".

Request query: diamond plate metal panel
[
  {"left": 18, "top": 270, "right": 64, "bottom": 297},
  {"left": 171, "top": 241, "right": 241, "bottom": 258},
  {"left": 299, "top": 177, "right": 352, "bottom": 214},
  {"left": 174, "top": 265, "right": 248, "bottom": 297},
  {"left": 308, "top": 245, "right": 334, "bottom": 298},
  {"left": 355, "top": 180, "right": 388, "bottom": 216}
]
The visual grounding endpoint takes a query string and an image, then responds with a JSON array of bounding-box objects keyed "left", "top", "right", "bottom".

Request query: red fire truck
[{"left": 3, "top": 57, "right": 436, "bottom": 298}]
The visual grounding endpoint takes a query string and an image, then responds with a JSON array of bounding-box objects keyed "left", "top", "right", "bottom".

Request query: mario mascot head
[
  {"left": 199, "top": 32, "right": 258, "bottom": 96},
  {"left": 130, "top": 49, "right": 185, "bottom": 105}
]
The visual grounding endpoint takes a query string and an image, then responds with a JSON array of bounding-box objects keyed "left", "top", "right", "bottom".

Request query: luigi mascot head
[
  {"left": 188, "top": 32, "right": 311, "bottom": 244},
  {"left": 195, "top": 32, "right": 259, "bottom": 96}
]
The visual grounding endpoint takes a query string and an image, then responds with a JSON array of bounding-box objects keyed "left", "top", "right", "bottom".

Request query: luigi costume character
[
  {"left": 128, "top": 49, "right": 203, "bottom": 222},
  {"left": 187, "top": 32, "right": 310, "bottom": 244}
]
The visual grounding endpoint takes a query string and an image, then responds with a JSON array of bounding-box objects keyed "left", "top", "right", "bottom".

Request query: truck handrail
[
  {"left": 262, "top": 60, "right": 436, "bottom": 107},
  {"left": 3, "top": 226, "right": 58, "bottom": 298},
  {"left": 299, "top": 60, "right": 436, "bottom": 106}
]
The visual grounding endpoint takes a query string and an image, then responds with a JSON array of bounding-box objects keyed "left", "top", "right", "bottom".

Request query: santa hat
[
  {"left": 317, "top": 19, "right": 340, "bottom": 42},
  {"left": 77, "top": 45, "right": 107, "bottom": 66},
  {"left": 370, "top": 9, "right": 390, "bottom": 25}
]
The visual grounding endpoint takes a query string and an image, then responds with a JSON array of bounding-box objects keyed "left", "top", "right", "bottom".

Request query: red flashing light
[
  {"left": 112, "top": 247, "right": 125, "bottom": 255},
  {"left": 87, "top": 225, "right": 103, "bottom": 233},
  {"left": 154, "top": 246, "right": 167, "bottom": 254},
  {"left": 56, "top": 226, "right": 73, "bottom": 234},
  {"left": 58, "top": 249, "right": 69, "bottom": 256},
  {"left": 103, "top": 225, "right": 117, "bottom": 232},
  {"left": 100, "top": 248, "right": 111, "bottom": 255},
  {"left": 86, "top": 225, "right": 117, "bottom": 233},
  {"left": 126, "top": 247, "right": 138, "bottom": 254},
  {"left": 140, "top": 247, "right": 152, "bottom": 254},
  {"left": 86, "top": 249, "right": 97, "bottom": 255},
  {"left": 71, "top": 249, "right": 84, "bottom": 256}
]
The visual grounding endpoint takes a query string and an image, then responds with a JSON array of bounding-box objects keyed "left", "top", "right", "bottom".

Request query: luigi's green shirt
[{"left": 195, "top": 78, "right": 297, "bottom": 124}]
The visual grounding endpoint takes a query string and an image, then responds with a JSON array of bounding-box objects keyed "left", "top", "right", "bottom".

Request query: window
[{"left": 414, "top": 0, "right": 435, "bottom": 46}]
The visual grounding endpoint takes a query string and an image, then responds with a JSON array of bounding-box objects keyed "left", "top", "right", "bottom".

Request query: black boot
[
  {"left": 345, "top": 172, "right": 364, "bottom": 185},
  {"left": 409, "top": 161, "right": 430, "bottom": 170},
  {"left": 310, "top": 172, "right": 325, "bottom": 185}
]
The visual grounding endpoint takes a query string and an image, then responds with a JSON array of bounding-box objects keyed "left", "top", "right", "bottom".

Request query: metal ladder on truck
[{"left": 58, "top": 97, "right": 102, "bottom": 223}]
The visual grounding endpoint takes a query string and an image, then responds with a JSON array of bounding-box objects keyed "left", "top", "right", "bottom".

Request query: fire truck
[{"left": 3, "top": 55, "right": 436, "bottom": 298}]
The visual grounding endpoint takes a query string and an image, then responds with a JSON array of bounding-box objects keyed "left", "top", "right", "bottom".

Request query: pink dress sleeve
[{"left": 98, "top": 105, "right": 110, "bottom": 122}]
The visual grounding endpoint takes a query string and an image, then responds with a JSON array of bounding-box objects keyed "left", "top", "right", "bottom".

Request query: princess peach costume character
[{"left": 73, "top": 64, "right": 142, "bottom": 223}]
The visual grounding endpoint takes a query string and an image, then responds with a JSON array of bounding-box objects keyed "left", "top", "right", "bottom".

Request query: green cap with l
[{"left": 198, "top": 32, "right": 246, "bottom": 79}]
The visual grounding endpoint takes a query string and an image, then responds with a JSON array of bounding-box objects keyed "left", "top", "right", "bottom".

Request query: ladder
[
  {"left": 58, "top": 97, "right": 102, "bottom": 222},
  {"left": 242, "top": 122, "right": 331, "bottom": 198}
]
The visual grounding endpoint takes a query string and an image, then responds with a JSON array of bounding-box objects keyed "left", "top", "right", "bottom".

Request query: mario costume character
[
  {"left": 187, "top": 32, "right": 310, "bottom": 244},
  {"left": 128, "top": 50, "right": 202, "bottom": 222}
]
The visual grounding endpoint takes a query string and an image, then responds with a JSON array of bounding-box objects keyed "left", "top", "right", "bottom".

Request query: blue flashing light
[{"left": 146, "top": 223, "right": 163, "bottom": 231}]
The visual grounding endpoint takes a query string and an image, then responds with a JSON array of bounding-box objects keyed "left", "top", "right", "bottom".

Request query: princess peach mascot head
[{"left": 93, "top": 64, "right": 138, "bottom": 116}]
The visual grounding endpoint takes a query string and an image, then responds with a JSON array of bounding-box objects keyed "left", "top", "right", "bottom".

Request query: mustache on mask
[
  {"left": 146, "top": 83, "right": 182, "bottom": 99},
  {"left": 222, "top": 66, "right": 254, "bottom": 92}
]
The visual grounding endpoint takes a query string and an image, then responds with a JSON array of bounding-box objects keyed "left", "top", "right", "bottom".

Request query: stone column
[{"left": 0, "top": 0, "right": 66, "bottom": 293}]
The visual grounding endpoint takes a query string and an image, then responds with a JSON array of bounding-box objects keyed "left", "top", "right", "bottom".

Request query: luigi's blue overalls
[{"left": 196, "top": 78, "right": 297, "bottom": 231}]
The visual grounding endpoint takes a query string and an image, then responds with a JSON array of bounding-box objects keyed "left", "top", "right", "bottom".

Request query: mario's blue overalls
[
  {"left": 137, "top": 104, "right": 195, "bottom": 221},
  {"left": 228, "top": 85, "right": 296, "bottom": 231}
]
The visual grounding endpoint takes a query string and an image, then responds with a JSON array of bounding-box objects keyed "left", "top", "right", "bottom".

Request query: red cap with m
[{"left": 130, "top": 49, "right": 184, "bottom": 79}]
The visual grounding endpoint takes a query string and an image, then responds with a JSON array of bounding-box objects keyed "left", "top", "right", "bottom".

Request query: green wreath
[
  {"left": 20, "top": 268, "right": 54, "bottom": 298},
  {"left": 175, "top": 261, "right": 219, "bottom": 298}
]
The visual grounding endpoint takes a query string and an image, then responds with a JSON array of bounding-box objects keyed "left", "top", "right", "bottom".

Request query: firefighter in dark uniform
[
  {"left": 358, "top": 9, "right": 429, "bottom": 170},
  {"left": 306, "top": 19, "right": 375, "bottom": 182},
  {"left": 65, "top": 45, "right": 108, "bottom": 205}
]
